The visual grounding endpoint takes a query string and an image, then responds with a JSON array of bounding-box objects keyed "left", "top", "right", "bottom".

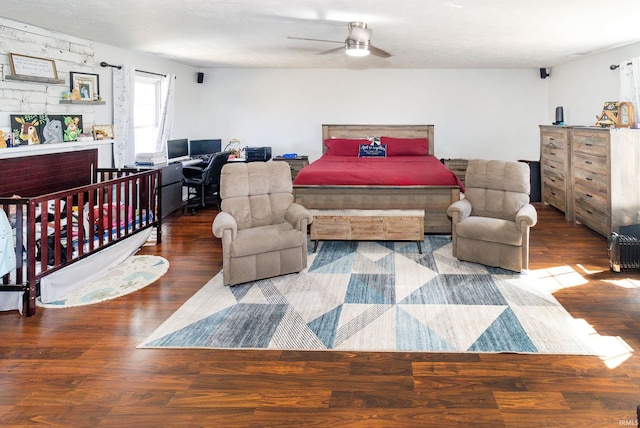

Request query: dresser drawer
[
  {"left": 574, "top": 202, "right": 609, "bottom": 237},
  {"left": 542, "top": 175, "right": 565, "bottom": 195},
  {"left": 542, "top": 185, "right": 566, "bottom": 212},
  {"left": 573, "top": 151, "right": 607, "bottom": 175},
  {"left": 541, "top": 145, "right": 566, "bottom": 165},
  {"left": 541, "top": 131, "right": 567, "bottom": 150},
  {"left": 572, "top": 131, "right": 608, "bottom": 157},
  {"left": 541, "top": 159, "right": 566, "bottom": 182},
  {"left": 573, "top": 167, "right": 607, "bottom": 190},
  {"left": 574, "top": 182, "right": 608, "bottom": 212}
]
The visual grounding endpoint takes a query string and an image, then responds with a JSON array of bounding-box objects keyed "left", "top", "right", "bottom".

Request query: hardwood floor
[{"left": 2, "top": 204, "right": 640, "bottom": 427}]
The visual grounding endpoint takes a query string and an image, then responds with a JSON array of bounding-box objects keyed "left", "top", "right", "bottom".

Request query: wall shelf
[
  {"left": 5, "top": 74, "right": 65, "bottom": 85},
  {"left": 59, "top": 100, "right": 106, "bottom": 105}
]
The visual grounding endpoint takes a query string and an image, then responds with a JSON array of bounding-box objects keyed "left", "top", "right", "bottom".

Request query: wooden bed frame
[{"left": 293, "top": 124, "right": 460, "bottom": 234}]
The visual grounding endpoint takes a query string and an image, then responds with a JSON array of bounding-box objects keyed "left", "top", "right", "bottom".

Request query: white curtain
[
  {"left": 619, "top": 57, "right": 640, "bottom": 124},
  {"left": 112, "top": 65, "right": 136, "bottom": 168},
  {"left": 154, "top": 74, "right": 176, "bottom": 154}
]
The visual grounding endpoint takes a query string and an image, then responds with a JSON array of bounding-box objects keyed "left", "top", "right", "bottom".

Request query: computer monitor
[
  {"left": 190, "top": 139, "right": 222, "bottom": 156},
  {"left": 166, "top": 138, "right": 189, "bottom": 162}
]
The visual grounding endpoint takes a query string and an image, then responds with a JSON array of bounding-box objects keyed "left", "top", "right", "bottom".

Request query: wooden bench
[{"left": 309, "top": 209, "right": 425, "bottom": 253}]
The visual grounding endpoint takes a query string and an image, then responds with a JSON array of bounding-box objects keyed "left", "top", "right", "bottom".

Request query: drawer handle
[
  {"left": 550, "top": 178, "right": 556, "bottom": 182},
  {"left": 586, "top": 177, "right": 593, "bottom": 181},
  {"left": 586, "top": 194, "right": 593, "bottom": 198},
  {"left": 586, "top": 210, "right": 593, "bottom": 214},
  {"left": 551, "top": 192, "right": 556, "bottom": 196},
  {"left": 547, "top": 142, "right": 557, "bottom": 149},
  {"left": 586, "top": 143, "right": 592, "bottom": 146},
  {"left": 585, "top": 161, "right": 593, "bottom": 165}
]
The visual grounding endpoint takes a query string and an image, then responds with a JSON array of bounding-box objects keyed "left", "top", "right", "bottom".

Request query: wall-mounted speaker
[
  {"left": 197, "top": 72, "right": 204, "bottom": 84},
  {"left": 539, "top": 68, "right": 550, "bottom": 79}
]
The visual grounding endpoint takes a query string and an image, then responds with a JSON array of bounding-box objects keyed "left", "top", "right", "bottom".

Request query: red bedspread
[{"left": 293, "top": 155, "right": 464, "bottom": 190}]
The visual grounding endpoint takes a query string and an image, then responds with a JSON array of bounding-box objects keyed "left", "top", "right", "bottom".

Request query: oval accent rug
[{"left": 37, "top": 255, "right": 169, "bottom": 308}]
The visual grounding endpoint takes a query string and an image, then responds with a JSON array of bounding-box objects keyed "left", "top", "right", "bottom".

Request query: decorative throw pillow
[
  {"left": 380, "top": 136, "right": 429, "bottom": 156},
  {"left": 358, "top": 144, "right": 387, "bottom": 158},
  {"left": 324, "top": 138, "right": 370, "bottom": 156}
]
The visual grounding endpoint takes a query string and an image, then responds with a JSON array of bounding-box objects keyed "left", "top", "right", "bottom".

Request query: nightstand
[
  {"left": 441, "top": 158, "right": 468, "bottom": 186},
  {"left": 273, "top": 156, "right": 309, "bottom": 181}
]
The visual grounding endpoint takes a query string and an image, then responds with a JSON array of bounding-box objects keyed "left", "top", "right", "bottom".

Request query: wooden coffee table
[{"left": 309, "top": 209, "right": 425, "bottom": 253}]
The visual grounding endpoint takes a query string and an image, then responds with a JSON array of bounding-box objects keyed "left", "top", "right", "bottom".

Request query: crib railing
[{"left": 1, "top": 168, "right": 161, "bottom": 316}]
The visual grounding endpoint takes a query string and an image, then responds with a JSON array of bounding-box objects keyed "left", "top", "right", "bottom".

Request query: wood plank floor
[{"left": 2, "top": 204, "right": 640, "bottom": 427}]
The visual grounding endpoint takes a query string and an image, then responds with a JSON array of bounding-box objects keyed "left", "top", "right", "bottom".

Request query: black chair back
[{"left": 202, "top": 152, "right": 230, "bottom": 187}]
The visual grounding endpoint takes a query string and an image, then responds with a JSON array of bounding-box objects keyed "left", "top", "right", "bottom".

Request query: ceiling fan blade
[
  {"left": 287, "top": 36, "right": 343, "bottom": 44},
  {"left": 317, "top": 46, "right": 345, "bottom": 55},
  {"left": 370, "top": 45, "right": 392, "bottom": 58}
]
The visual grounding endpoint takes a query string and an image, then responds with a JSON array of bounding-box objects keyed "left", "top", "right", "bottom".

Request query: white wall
[
  {"left": 197, "top": 68, "right": 548, "bottom": 162},
  {"left": 3, "top": 15, "right": 638, "bottom": 166},
  {"left": 0, "top": 18, "right": 101, "bottom": 131},
  {"left": 93, "top": 43, "right": 202, "bottom": 138},
  {"left": 0, "top": 17, "right": 201, "bottom": 151},
  {"left": 548, "top": 42, "right": 640, "bottom": 126}
]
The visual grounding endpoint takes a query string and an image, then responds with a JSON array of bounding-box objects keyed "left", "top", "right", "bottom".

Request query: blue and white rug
[
  {"left": 139, "top": 237, "right": 598, "bottom": 355},
  {"left": 37, "top": 255, "right": 169, "bottom": 308}
]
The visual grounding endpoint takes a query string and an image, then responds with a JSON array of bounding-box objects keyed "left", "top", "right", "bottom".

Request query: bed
[
  {"left": 293, "top": 124, "right": 463, "bottom": 234},
  {"left": 0, "top": 149, "right": 161, "bottom": 316}
]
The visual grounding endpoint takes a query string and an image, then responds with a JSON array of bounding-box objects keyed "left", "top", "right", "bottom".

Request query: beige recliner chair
[
  {"left": 447, "top": 159, "right": 537, "bottom": 272},
  {"left": 212, "top": 161, "right": 313, "bottom": 286}
]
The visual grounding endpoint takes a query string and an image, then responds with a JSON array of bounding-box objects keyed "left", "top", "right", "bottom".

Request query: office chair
[{"left": 183, "top": 151, "right": 230, "bottom": 214}]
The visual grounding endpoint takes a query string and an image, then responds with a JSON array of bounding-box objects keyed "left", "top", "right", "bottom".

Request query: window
[{"left": 133, "top": 73, "right": 162, "bottom": 154}]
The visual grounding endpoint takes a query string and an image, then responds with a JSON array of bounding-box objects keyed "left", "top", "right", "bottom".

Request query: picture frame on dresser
[
  {"left": 93, "top": 124, "right": 114, "bottom": 140},
  {"left": 617, "top": 102, "right": 635, "bottom": 128}
]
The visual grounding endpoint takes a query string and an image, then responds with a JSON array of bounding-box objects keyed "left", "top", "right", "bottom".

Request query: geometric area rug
[{"left": 139, "top": 237, "right": 598, "bottom": 355}]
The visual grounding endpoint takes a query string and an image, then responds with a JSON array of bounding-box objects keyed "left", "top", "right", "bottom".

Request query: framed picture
[
  {"left": 61, "top": 115, "right": 83, "bottom": 142},
  {"left": 617, "top": 102, "right": 635, "bottom": 128},
  {"left": 0, "top": 126, "right": 15, "bottom": 149},
  {"left": 70, "top": 72, "right": 100, "bottom": 101},
  {"left": 41, "top": 115, "right": 65, "bottom": 144},
  {"left": 8, "top": 53, "right": 58, "bottom": 79},
  {"left": 10, "top": 114, "right": 45, "bottom": 145},
  {"left": 93, "top": 124, "right": 114, "bottom": 140}
]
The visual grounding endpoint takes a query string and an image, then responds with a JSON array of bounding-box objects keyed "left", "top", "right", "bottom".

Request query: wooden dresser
[
  {"left": 539, "top": 126, "right": 571, "bottom": 220},
  {"left": 540, "top": 125, "right": 640, "bottom": 237}
]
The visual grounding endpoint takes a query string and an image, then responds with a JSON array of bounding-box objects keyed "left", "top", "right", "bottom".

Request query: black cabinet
[
  {"left": 129, "top": 163, "right": 183, "bottom": 218},
  {"left": 160, "top": 163, "right": 183, "bottom": 218}
]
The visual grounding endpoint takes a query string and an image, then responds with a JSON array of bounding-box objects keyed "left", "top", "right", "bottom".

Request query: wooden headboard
[
  {"left": 0, "top": 149, "right": 98, "bottom": 197},
  {"left": 321, "top": 124, "right": 435, "bottom": 156}
]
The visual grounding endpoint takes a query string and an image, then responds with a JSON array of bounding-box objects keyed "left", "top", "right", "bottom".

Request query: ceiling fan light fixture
[{"left": 345, "top": 39, "right": 370, "bottom": 57}]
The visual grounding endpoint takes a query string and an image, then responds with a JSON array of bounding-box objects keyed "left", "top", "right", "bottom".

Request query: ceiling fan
[{"left": 288, "top": 22, "right": 391, "bottom": 58}]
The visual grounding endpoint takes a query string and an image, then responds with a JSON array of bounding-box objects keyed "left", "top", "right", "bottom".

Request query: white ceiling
[{"left": 3, "top": 0, "right": 640, "bottom": 69}]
